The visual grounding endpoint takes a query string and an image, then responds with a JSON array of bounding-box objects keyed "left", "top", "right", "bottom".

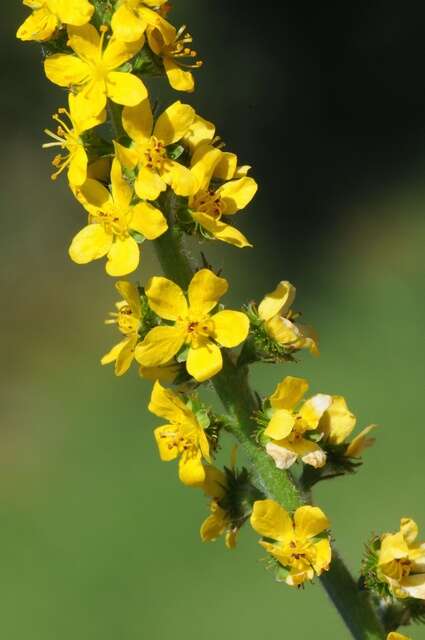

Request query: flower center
[
  {"left": 184, "top": 316, "right": 214, "bottom": 347},
  {"left": 165, "top": 25, "right": 203, "bottom": 70},
  {"left": 142, "top": 136, "right": 167, "bottom": 171},
  {"left": 191, "top": 189, "right": 224, "bottom": 219},
  {"left": 118, "top": 304, "right": 140, "bottom": 334}
]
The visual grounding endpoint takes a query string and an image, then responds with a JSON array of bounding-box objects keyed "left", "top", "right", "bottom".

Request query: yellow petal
[
  {"left": 346, "top": 424, "right": 377, "bottom": 458},
  {"left": 379, "top": 532, "right": 409, "bottom": 566},
  {"left": 56, "top": 0, "right": 94, "bottom": 25},
  {"left": 154, "top": 425, "right": 178, "bottom": 461},
  {"left": 264, "top": 409, "right": 296, "bottom": 440},
  {"left": 68, "top": 145, "right": 88, "bottom": 186},
  {"left": 313, "top": 538, "right": 332, "bottom": 575},
  {"left": 139, "top": 363, "right": 179, "bottom": 384},
  {"left": 148, "top": 380, "right": 190, "bottom": 422},
  {"left": 200, "top": 466, "right": 227, "bottom": 499},
  {"left": 115, "top": 281, "right": 141, "bottom": 316},
  {"left": 269, "top": 376, "right": 308, "bottom": 411},
  {"left": 190, "top": 145, "right": 222, "bottom": 191},
  {"left": 130, "top": 202, "right": 168, "bottom": 240},
  {"left": 264, "top": 316, "right": 300, "bottom": 345},
  {"left": 135, "top": 325, "right": 186, "bottom": 367},
  {"left": 258, "top": 280, "right": 296, "bottom": 321},
  {"left": 154, "top": 101, "right": 195, "bottom": 145},
  {"left": 294, "top": 506, "right": 330, "bottom": 540},
  {"left": 319, "top": 396, "right": 356, "bottom": 444},
  {"left": 387, "top": 633, "right": 410, "bottom": 640},
  {"left": 67, "top": 23, "right": 100, "bottom": 61},
  {"left": 44, "top": 53, "right": 89, "bottom": 87},
  {"left": 111, "top": 4, "right": 146, "bottom": 42},
  {"left": 164, "top": 160, "right": 199, "bottom": 196},
  {"left": 105, "top": 236, "right": 140, "bottom": 277},
  {"left": 184, "top": 114, "right": 215, "bottom": 151},
  {"left": 122, "top": 100, "right": 153, "bottom": 143},
  {"left": 101, "top": 339, "right": 127, "bottom": 366},
  {"left": 211, "top": 310, "right": 249, "bottom": 347},
  {"left": 297, "top": 440, "right": 327, "bottom": 468},
  {"left": 188, "top": 269, "right": 228, "bottom": 316},
  {"left": 217, "top": 177, "right": 258, "bottom": 214},
  {"left": 265, "top": 442, "right": 298, "bottom": 470},
  {"left": 78, "top": 178, "right": 111, "bottom": 211},
  {"left": 179, "top": 454, "right": 206, "bottom": 486},
  {"left": 191, "top": 212, "right": 252, "bottom": 248},
  {"left": 113, "top": 141, "right": 139, "bottom": 170},
  {"left": 299, "top": 394, "right": 332, "bottom": 429},
  {"left": 135, "top": 166, "right": 167, "bottom": 201},
  {"left": 103, "top": 34, "right": 145, "bottom": 69},
  {"left": 69, "top": 223, "right": 112, "bottom": 264},
  {"left": 214, "top": 152, "right": 238, "bottom": 181},
  {"left": 17, "top": 8, "right": 57, "bottom": 41},
  {"left": 115, "top": 334, "right": 137, "bottom": 375},
  {"left": 186, "top": 342, "right": 223, "bottom": 382},
  {"left": 200, "top": 510, "right": 226, "bottom": 542},
  {"left": 145, "top": 276, "right": 187, "bottom": 320},
  {"left": 400, "top": 517, "right": 419, "bottom": 546},
  {"left": 250, "top": 499, "right": 294, "bottom": 543},
  {"left": 164, "top": 57, "right": 194, "bottom": 92},
  {"left": 110, "top": 158, "right": 132, "bottom": 209},
  {"left": 106, "top": 71, "right": 148, "bottom": 106}
]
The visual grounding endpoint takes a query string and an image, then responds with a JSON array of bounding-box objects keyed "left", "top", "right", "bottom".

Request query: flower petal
[
  {"left": 400, "top": 574, "right": 425, "bottom": 599},
  {"left": 217, "top": 177, "right": 258, "bottom": 214},
  {"left": 214, "top": 152, "right": 238, "bottom": 181},
  {"left": 148, "top": 380, "right": 190, "bottom": 422},
  {"left": 154, "top": 425, "right": 178, "bottom": 461},
  {"left": 258, "top": 280, "right": 296, "bottom": 322},
  {"left": 101, "top": 339, "right": 127, "bottom": 365},
  {"left": 103, "top": 34, "right": 145, "bottom": 69},
  {"left": 190, "top": 144, "right": 222, "bottom": 191},
  {"left": 17, "top": 8, "right": 57, "bottom": 41},
  {"left": 135, "top": 166, "right": 167, "bottom": 201},
  {"left": 345, "top": 424, "right": 377, "bottom": 458},
  {"left": 313, "top": 538, "right": 332, "bottom": 575},
  {"left": 184, "top": 114, "right": 215, "bottom": 151},
  {"left": 154, "top": 101, "right": 195, "bottom": 145},
  {"left": 379, "top": 532, "right": 409, "bottom": 566},
  {"left": 265, "top": 442, "right": 298, "bottom": 470},
  {"left": 179, "top": 454, "right": 206, "bottom": 486},
  {"left": 56, "top": 0, "right": 94, "bottom": 25},
  {"left": 106, "top": 71, "right": 148, "bottom": 106},
  {"left": 105, "top": 236, "right": 140, "bottom": 277},
  {"left": 110, "top": 158, "right": 132, "bottom": 209},
  {"left": 186, "top": 342, "right": 223, "bottom": 382},
  {"left": 211, "top": 310, "right": 249, "bottom": 347},
  {"left": 250, "top": 499, "right": 294, "bottom": 543},
  {"left": 400, "top": 517, "right": 419, "bottom": 546},
  {"left": 269, "top": 376, "right": 308, "bottom": 411},
  {"left": 264, "top": 409, "right": 296, "bottom": 440},
  {"left": 77, "top": 177, "right": 111, "bottom": 210},
  {"left": 200, "top": 508, "right": 226, "bottom": 542},
  {"left": 111, "top": 4, "right": 146, "bottom": 42},
  {"left": 188, "top": 269, "right": 228, "bottom": 316},
  {"left": 114, "top": 334, "right": 137, "bottom": 375},
  {"left": 122, "top": 99, "right": 153, "bottom": 143},
  {"left": 44, "top": 53, "right": 89, "bottom": 87},
  {"left": 130, "top": 202, "right": 168, "bottom": 240},
  {"left": 145, "top": 276, "right": 187, "bottom": 320},
  {"left": 68, "top": 145, "right": 88, "bottom": 186},
  {"left": 191, "top": 211, "right": 252, "bottom": 248},
  {"left": 299, "top": 394, "right": 332, "bottom": 430},
  {"left": 164, "top": 57, "right": 194, "bottom": 92},
  {"left": 69, "top": 223, "right": 112, "bottom": 264},
  {"left": 264, "top": 316, "right": 300, "bottom": 345},
  {"left": 67, "top": 23, "right": 100, "bottom": 61},
  {"left": 164, "top": 160, "right": 199, "bottom": 196},
  {"left": 294, "top": 506, "right": 330, "bottom": 540},
  {"left": 135, "top": 326, "right": 186, "bottom": 367},
  {"left": 319, "top": 396, "right": 356, "bottom": 445}
]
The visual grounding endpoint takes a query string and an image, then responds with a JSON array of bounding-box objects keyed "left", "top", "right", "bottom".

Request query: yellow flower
[
  {"left": 387, "top": 633, "right": 411, "bottom": 640},
  {"left": 69, "top": 157, "right": 168, "bottom": 276},
  {"left": 378, "top": 518, "right": 425, "bottom": 600},
  {"left": 318, "top": 395, "right": 376, "bottom": 458},
  {"left": 147, "top": 24, "right": 202, "bottom": 92},
  {"left": 250, "top": 499, "right": 331, "bottom": 586},
  {"left": 42, "top": 93, "right": 105, "bottom": 186},
  {"left": 264, "top": 376, "right": 330, "bottom": 470},
  {"left": 115, "top": 99, "right": 198, "bottom": 201},
  {"left": 188, "top": 144, "right": 257, "bottom": 248},
  {"left": 111, "top": 0, "right": 175, "bottom": 44},
  {"left": 17, "top": 0, "right": 94, "bottom": 42},
  {"left": 148, "top": 381, "right": 210, "bottom": 485},
  {"left": 258, "top": 281, "right": 319, "bottom": 355},
  {"left": 101, "top": 280, "right": 142, "bottom": 375},
  {"left": 44, "top": 23, "right": 147, "bottom": 118},
  {"left": 135, "top": 269, "right": 249, "bottom": 382}
]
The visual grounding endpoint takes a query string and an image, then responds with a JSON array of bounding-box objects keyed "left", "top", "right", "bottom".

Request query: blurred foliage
[{"left": 1, "top": 1, "right": 425, "bottom": 638}]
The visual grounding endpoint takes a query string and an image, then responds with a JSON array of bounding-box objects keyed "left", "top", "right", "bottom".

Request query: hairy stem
[{"left": 151, "top": 195, "right": 385, "bottom": 640}]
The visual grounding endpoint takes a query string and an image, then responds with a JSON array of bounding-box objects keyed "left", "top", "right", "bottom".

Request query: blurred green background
[{"left": 2, "top": 1, "right": 425, "bottom": 638}]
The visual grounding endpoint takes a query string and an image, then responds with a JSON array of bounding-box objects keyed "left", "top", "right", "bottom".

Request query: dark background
[{"left": 1, "top": 2, "right": 425, "bottom": 639}]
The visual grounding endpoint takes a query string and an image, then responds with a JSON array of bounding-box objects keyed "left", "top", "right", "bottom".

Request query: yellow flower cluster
[{"left": 19, "top": 2, "right": 400, "bottom": 625}]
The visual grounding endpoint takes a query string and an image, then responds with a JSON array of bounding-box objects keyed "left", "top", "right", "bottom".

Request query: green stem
[{"left": 151, "top": 197, "right": 385, "bottom": 640}]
